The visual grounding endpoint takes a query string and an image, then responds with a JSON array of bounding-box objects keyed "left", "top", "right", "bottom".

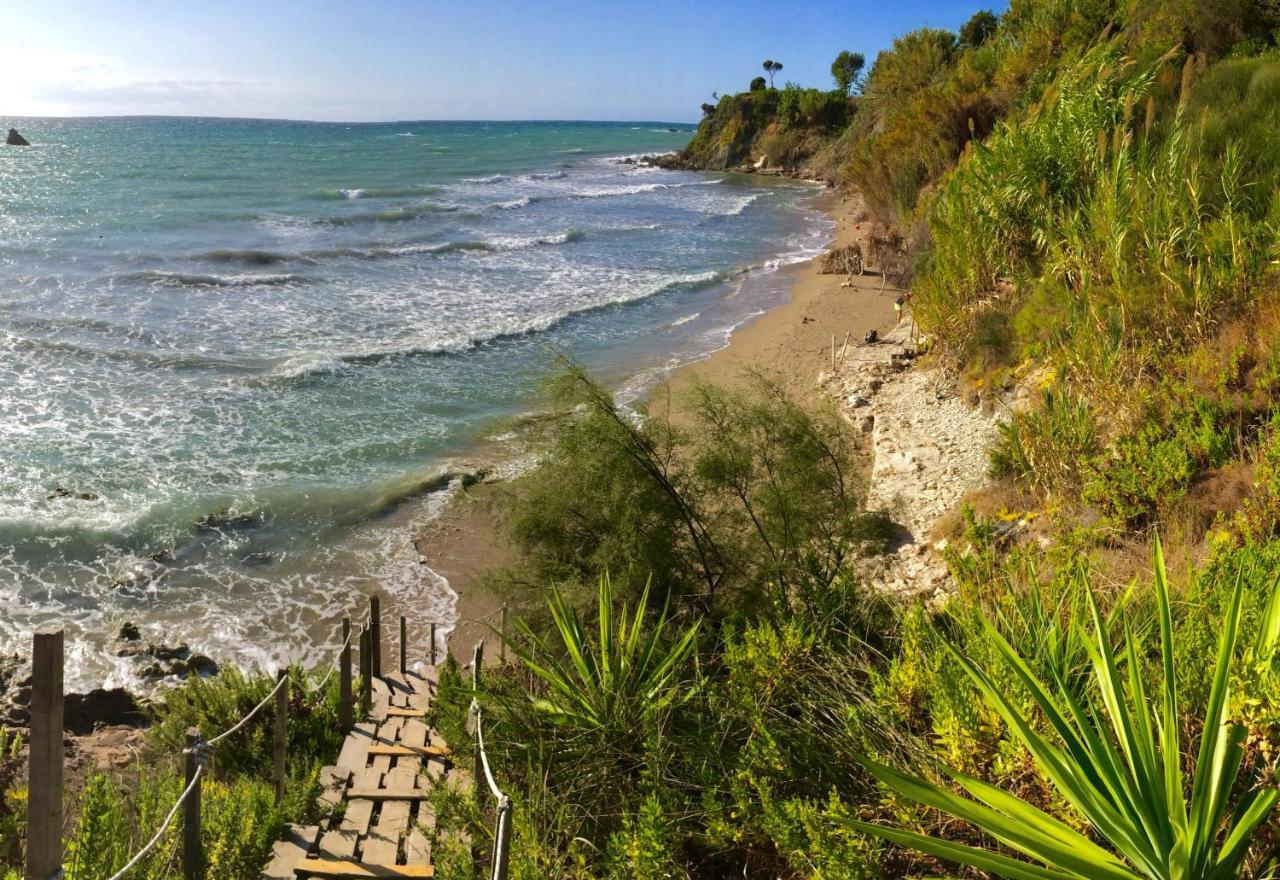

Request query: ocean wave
[
  {"left": 668, "top": 311, "right": 702, "bottom": 327},
  {"left": 490, "top": 196, "right": 532, "bottom": 210},
  {"left": 460, "top": 174, "right": 510, "bottom": 184},
  {"left": 310, "top": 229, "right": 582, "bottom": 261},
  {"left": 193, "top": 248, "right": 316, "bottom": 266},
  {"left": 524, "top": 171, "right": 566, "bottom": 181},
  {"left": 318, "top": 202, "right": 460, "bottom": 225},
  {"left": 128, "top": 270, "right": 306, "bottom": 289},
  {"left": 308, "top": 185, "right": 441, "bottom": 201}
]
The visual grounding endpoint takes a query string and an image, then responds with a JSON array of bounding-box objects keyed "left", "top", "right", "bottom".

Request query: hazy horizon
[{"left": 1, "top": 0, "right": 1004, "bottom": 123}]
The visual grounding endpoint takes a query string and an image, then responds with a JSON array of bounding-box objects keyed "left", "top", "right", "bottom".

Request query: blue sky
[{"left": 1, "top": 0, "right": 1001, "bottom": 122}]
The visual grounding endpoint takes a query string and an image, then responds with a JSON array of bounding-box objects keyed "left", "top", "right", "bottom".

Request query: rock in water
[{"left": 6, "top": 128, "right": 30, "bottom": 146}]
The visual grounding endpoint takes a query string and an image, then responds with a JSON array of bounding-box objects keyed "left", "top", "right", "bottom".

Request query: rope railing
[
  {"left": 26, "top": 602, "right": 448, "bottom": 880},
  {"left": 469, "top": 642, "right": 513, "bottom": 880},
  {"left": 103, "top": 764, "right": 204, "bottom": 880},
  {"left": 90, "top": 616, "right": 360, "bottom": 880}
]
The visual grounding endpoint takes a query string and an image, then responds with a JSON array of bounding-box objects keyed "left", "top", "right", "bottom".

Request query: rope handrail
[
  {"left": 103, "top": 764, "right": 204, "bottom": 880},
  {"left": 311, "top": 628, "right": 354, "bottom": 693},
  {"left": 204, "top": 669, "right": 290, "bottom": 747},
  {"left": 100, "top": 615, "right": 358, "bottom": 879},
  {"left": 470, "top": 700, "right": 505, "bottom": 801}
]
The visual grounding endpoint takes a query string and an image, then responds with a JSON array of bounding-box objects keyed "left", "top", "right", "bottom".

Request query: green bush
[{"left": 499, "top": 365, "right": 874, "bottom": 618}]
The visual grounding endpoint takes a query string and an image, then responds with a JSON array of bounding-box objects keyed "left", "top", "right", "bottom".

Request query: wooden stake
[
  {"left": 183, "top": 728, "right": 203, "bottom": 880},
  {"left": 831, "top": 334, "right": 836, "bottom": 370},
  {"left": 339, "top": 617, "right": 353, "bottom": 732},
  {"left": 429, "top": 621, "right": 437, "bottom": 666},
  {"left": 399, "top": 615, "right": 407, "bottom": 675},
  {"left": 499, "top": 606, "right": 508, "bottom": 663},
  {"left": 839, "top": 331, "right": 851, "bottom": 361},
  {"left": 273, "top": 668, "right": 288, "bottom": 800},
  {"left": 369, "top": 594, "right": 381, "bottom": 678},
  {"left": 26, "top": 630, "right": 62, "bottom": 880},
  {"left": 359, "top": 626, "right": 371, "bottom": 716}
]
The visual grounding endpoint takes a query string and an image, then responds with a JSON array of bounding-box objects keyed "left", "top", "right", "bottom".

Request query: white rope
[
  {"left": 98, "top": 612, "right": 364, "bottom": 880},
  {"left": 312, "top": 629, "right": 354, "bottom": 693},
  {"left": 204, "top": 670, "right": 290, "bottom": 747},
  {"left": 471, "top": 700, "right": 504, "bottom": 800},
  {"left": 104, "top": 764, "right": 204, "bottom": 880}
]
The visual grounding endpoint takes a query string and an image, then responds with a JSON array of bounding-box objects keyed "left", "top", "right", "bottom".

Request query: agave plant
[
  {"left": 840, "top": 539, "right": 1280, "bottom": 879},
  {"left": 504, "top": 574, "right": 700, "bottom": 731}
]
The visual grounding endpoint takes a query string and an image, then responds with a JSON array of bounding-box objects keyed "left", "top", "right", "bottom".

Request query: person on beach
[{"left": 894, "top": 295, "right": 905, "bottom": 324}]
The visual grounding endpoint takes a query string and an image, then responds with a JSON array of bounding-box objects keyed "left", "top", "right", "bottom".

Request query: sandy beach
[{"left": 420, "top": 187, "right": 901, "bottom": 661}]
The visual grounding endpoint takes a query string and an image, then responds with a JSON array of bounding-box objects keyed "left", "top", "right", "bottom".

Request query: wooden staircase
[{"left": 262, "top": 666, "right": 463, "bottom": 879}]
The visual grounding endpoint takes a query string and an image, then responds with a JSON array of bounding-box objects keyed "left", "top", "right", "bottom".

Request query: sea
[{"left": 0, "top": 117, "right": 833, "bottom": 690}]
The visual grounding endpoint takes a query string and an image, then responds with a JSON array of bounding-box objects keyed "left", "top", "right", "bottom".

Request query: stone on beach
[{"left": 6, "top": 128, "right": 30, "bottom": 146}]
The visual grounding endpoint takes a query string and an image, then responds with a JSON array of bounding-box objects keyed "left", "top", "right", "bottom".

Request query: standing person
[{"left": 894, "top": 295, "right": 905, "bottom": 324}]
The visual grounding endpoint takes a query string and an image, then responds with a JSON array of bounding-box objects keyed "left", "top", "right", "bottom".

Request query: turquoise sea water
[{"left": 0, "top": 117, "right": 830, "bottom": 687}]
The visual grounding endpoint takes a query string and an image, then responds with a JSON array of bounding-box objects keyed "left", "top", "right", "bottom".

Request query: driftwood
[{"left": 819, "top": 243, "right": 864, "bottom": 275}]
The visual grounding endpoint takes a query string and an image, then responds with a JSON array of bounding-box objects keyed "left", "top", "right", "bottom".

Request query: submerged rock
[{"left": 6, "top": 128, "right": 30, "bottom": 146}]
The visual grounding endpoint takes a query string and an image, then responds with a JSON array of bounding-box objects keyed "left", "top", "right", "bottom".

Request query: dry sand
[{"left": 415, "top": 188, "right": 902, "bottom": 661}]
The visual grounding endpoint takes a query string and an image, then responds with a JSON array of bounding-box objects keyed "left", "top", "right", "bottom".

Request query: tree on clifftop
[
  {"left": 959, "top": 9, "right": 999, "bottom": 48},
  {"left": 762, "top": 59, "right": 783, "bottom": 88},
  {"left": 749, "top": 75, "right": 767, "bottom": 91},
  {"left": 831, "top": 50, "right": 866, "bottom": 96}
]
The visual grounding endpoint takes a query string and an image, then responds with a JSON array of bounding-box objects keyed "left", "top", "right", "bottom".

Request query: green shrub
[
  {"left": 990, "top": 386, "right": 1099, "bottom": 494},
  {"left": 499, "top": 365, "right": 871, "bottom": 618},
  {"left": 844, "top": 540, "right": 1280, "bottom": 880},
  {"left": 1083, "top": 395, "right": 1233, "bottom": 529}
]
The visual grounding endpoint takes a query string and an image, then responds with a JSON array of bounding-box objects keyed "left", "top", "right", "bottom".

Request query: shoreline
[{"left": 420, "top": 188, "right": 902, "bottom": 662}]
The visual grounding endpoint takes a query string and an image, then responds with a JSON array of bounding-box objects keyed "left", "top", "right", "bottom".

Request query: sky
[{"left": 0, "top": 0, "right": 1002, "bottom": 123}]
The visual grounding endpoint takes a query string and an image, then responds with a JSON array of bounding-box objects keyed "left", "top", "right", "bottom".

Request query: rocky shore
[{"left": 821, "top": 320, "right": 1007, "bottom": 597}]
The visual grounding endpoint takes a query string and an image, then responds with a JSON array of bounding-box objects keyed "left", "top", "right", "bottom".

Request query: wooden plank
[
  {"left": 404, "top": 825, "right": 430, "bottom": 865},
  {"left": 336, "top": 722, "right": 376, "bottom": 773},
  {"left": 363, "top": 799, "right": 410, "bottom": 865},
  {"left": 374, "top": 717, "right": 404, "bottom": 746},
  {"left": 341, "top": 797, "right": 376, "bottom": 837},
  {"left": 318, "top": 767, "right": 350, "bottom": 815},
  {"left": 261, "top": 824, "right": 319, "bottom": 879},
  {"left": 316, "top": 828, "right": 359, "bottom": 860},
  {"left": 344, "top": 788, "right": 430, "bottom": 800},
  {"left": 295, "top": 856, "right": 434, "bottom": 878},
  {"left": 385, "top": 707, "right": 425, "bottom": 718},
  {"left": 399, "top": 720, "right": 428, "bottom": 750},
  {"left": 367, "top": 745, "right": 449, "bottom": 759}
]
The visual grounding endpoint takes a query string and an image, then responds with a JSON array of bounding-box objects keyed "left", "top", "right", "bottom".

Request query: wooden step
[
  {"left": 384, "top": 707, "right": 425, "bottom": 718},
  {"left": 294, "top": 856, "right": 434, "bottom": 878},
  {"left": 367, "top": 744, "right": 450, "bottom": 759},
  {"left": 344, "top": 788, "right": 426, "bottom": 801}
]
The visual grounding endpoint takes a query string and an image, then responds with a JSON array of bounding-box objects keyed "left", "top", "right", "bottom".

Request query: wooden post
[
  {"left": 492, "top": 796, "right": 514, "bottom": 880},
  {"left": 26, "top": 629, "right": 62, "bottom": 880},
  {"left": 273, "top": 668, "right": 288, "bottom": 800},
  {"left": 339, "top": 617, "right": 353, "bottom": 732},
  {"left": 831, "top": 334, "right": 836, "bottom": 370},
  {"left": 399, "top": 615, "right": 407, "bottom": 675},
  {"left": 359, "top": 626, "right": 372, "bottom": 716},
  {"left": 183, "top": 728, "right": 203, "bottom": 880},
  {"left": 429, "top": 621, "right": 437, "bottom": 666},
  {"left": 370, "top": 594, "right": 381, "bottom": 678},
  {"left": 499, "top": 606, "right": 508, "bottom": 664},
  {"left": 472, "top": 640, "right": 484, "bottom": 810}
]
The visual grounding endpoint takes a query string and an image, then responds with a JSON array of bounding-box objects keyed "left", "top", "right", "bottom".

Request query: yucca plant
[
  {"left": 840, "top": 538, "right": 1280, "bottom": 879},
  {"left": 504, "top": 574, "right": 701, "bottom": 731}
]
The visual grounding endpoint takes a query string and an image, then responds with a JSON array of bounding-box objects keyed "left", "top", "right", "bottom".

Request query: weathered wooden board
[
  {"left": 294, "top": 856, "right": 434, "bottom": 877},
  {"left": 261, "top": 824, "right": 319, "bottom": 879}
]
